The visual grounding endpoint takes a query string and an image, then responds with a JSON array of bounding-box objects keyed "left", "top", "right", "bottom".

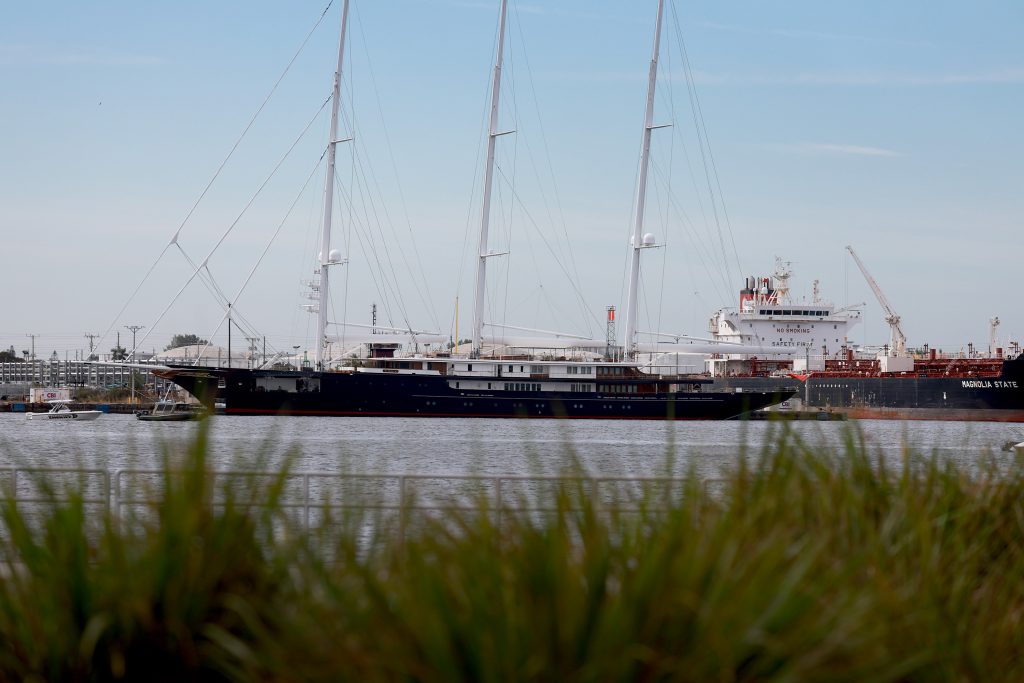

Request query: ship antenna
[
  {"left": 471, "top": 0, "right": 512, "bottom": 359},
  {"left": 623, "top": 0, "right": 666, "bottom": 360},
  {"left": 314, "top": 0, "right": 351, "bottom": 370}
]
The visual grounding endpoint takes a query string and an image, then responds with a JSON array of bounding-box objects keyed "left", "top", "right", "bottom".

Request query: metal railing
[{"left": 0, "top": 467, "right": 716, "bottom": 533}]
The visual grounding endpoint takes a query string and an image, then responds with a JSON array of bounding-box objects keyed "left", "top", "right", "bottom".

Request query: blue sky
[{"left": 1, "top": 0, "right": 1021, "bottom": 360}]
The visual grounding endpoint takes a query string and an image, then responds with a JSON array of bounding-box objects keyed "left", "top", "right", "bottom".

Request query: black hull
[
  {"left": 160, "top": 367, "right": 792, "bottom": 420},
  {"left": 712, "top": 355, "right": 1024, "bottom": 422}
]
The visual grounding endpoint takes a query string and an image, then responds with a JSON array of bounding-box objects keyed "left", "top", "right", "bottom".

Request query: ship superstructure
[{"left": 707, "top": 259, "right": 861, "bottom": 377}]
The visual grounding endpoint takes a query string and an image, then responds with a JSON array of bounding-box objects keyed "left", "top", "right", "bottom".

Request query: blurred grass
[{"left": 0, "top": 422, "right": 1023, "bottom": 681}]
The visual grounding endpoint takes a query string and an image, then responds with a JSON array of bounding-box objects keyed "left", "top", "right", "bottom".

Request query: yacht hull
[{"left": 159, "top": 367, "right": 793, "bottom": 420}]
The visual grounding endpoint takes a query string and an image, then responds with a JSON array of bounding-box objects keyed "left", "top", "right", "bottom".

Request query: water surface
[{"left": 2, "top": 414, "right": 1020, "bottom": 480}]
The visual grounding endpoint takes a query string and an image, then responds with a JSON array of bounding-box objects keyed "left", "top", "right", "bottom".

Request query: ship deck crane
[{"left": 846, "top": 245, "right": 906, "bottom": 356}]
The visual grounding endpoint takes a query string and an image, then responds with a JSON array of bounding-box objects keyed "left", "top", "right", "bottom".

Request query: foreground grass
[{"left": 0, "top": 426, "right": 1022, "bottom": 682}]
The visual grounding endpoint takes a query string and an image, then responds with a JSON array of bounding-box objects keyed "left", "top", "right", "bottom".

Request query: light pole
[{"left": 125, "top": 325, "right": 145, "bottom": 404}]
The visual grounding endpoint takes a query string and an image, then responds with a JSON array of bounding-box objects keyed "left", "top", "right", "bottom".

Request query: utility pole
[
  {"left": 605, "top": 307, "right": 617, "bottom": 361},
  {"left": 26, "top": 333, "right": 37, "bottom": 360},
  {"left": 84, "top": 333, "right": 98, "bottom": 359},
  {"left": 245, "top": 337, "right": 259, "bottom": 369},
  {"left": 125, "top": 325, "right": 145, "bottom": 404}
]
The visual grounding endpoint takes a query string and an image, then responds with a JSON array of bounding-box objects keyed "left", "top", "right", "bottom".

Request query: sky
[{"left": 1, "top": 0, "right": 1021, "bottom": 361}]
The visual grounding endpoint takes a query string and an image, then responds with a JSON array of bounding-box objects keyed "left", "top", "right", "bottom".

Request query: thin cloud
[
  {"left": 540, "top": 67, "right": 1024, "bottom": 87},
  {"left": 745, "top": 69, "right": 1024, "bottom": 86},
  {"left": 0, "top": 44, "right": 166, "bottom": 67},
  {"left": 700, "top": 21, "right": 934, "bottom": 49},
  {"left": 428, "top": 0, "right": 630, "bottom": 21},
  {"left": 773, "top": 143, "right": 901, "bottom": 158}
]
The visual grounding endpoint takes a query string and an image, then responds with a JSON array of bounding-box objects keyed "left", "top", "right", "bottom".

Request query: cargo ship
[{"left": 707, "top": 260, "right": 1024, "bottom": 422}]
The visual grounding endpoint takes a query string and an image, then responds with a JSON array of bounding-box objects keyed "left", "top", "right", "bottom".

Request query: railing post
[
  {"left": 399, "top": 476, "right": 407, "bottom": 545},
  {"left": 495, "top": 477, "right": 503, "bottom": 531},
  {"left": 303, "top": 474, "right": 310, "bottom": 533}
]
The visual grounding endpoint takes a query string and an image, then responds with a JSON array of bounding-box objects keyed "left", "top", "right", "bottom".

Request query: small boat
[
  {"left": 26, "top": 400, "right": 103, "bottom": 421},
  {"left": 136, "top": 400, "right": 207, "bottom": 422}
]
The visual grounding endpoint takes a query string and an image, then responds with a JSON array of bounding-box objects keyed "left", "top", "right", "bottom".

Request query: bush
[{"left": 0, "top": 424, "right": 1022, "bottom": 681}]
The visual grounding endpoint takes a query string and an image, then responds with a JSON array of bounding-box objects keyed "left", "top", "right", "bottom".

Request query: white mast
[
  {"left": 623, "top": 0, "right": 666, "bottom": 360},
  {"left": 314, "top": 0, "right": 351, "bottom": 369},
  {"left": 471, "top": 0, "right": 510, "bottom": 358}
]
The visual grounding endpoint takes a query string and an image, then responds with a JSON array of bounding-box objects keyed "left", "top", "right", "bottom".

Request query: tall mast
[
  {"left": 315, "top": 0, "right": 351, "bottom": 369},
  {"left": 623, "top": 0, "right": 666, "bottom": 360},
  {"left": 471, "top": 0, "right": 510, "bottom": 358}
]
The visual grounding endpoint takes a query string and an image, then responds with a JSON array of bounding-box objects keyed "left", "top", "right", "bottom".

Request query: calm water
[{"left": 2, "top": 414, "right": 1022, "bottom": 480}]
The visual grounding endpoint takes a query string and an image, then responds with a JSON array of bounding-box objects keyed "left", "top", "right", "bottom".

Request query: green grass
[{"left": 1, "top": 424, "right": 1023, "bottom": 681}]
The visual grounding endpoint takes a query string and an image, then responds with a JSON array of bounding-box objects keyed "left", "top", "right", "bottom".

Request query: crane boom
[{"left": 846, "top": 245, "right": 907, "bottom": 356}]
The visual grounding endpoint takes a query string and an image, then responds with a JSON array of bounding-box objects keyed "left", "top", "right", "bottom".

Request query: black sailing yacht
[{"left": 160, "top": 0, "right": 794, "bottom": 419}]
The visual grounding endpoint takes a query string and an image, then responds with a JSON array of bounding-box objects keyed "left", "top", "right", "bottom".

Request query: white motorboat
[{"left": 26, "top": 400, "right": 103, "bottom": 421}]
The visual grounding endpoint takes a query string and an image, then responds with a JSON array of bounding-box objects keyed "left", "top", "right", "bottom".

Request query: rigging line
[
  {"left": 670, "top": 4, "right": 742, "bottom": 287},
  {"left": 648, "top": 34, "right": 720, "bottom": 285},
  {"left": 167, "top": 158, "right": 326, "bottom": 343},
  {"left": 455, "top": 7, "right": 507, "bottom": 325},
  {"left": 337, "top": 183, "right": 395, "bottom": 330},
  {"left": 332, "top": 160, "right": 402, "bottom": 328},
  {"left": 675, "top": 42, "right": 731, "bottom": 290},
  {"left": 353, "top": 148, "right": 406, "bottom": 329},
  {"left": 617, "top": 146, "right": 643, "bottom": 337},
  {"left": 94, "top": 2, "right": 336, "bottom": 356},
  {"left": 510, "top": 7, "right": 590, "bottom": 337},
  {"left": 224, "top": 154, "right": 327, "bottom": 358},
  {"left": 354, "top": 13, "right": 441, "bottom": 333},
  {"left": 499, "top": 43, "right": 520, "bottom": 347},
  {"left": 93, "top": 242, "right": 174, "bottom": 357},
  {"left": 497, "top": 163, "right": 513, "bottom": 347},
  {"left": 171, "top": 243, "right": 261, "bottom": 337},
  {"left": 173, "top": 0, "right": 336, "bottom": 249},
  {"left": 654, "top": 40, "right": 675, "bottom": 340},
  {"left": 342, "top": 142, "right": 412, "bottom": 330},
  {"left": 651, "top": 161, "right": 731, "bottom": 303},
  {"left": 493, "top": 164, "right": 603, "bottom": 331},
  {"left": 673, "top": 62, "right": 743, "bottom": 291},
  {"left": 133, "top": 97, "right": 332, "bottom": 354},
  {"left": 665, "top": 103, "right": 720, "bottom": 281},
  {"left": 334, "top": 100, "right": 356, "bottom": 356},
  {"left": 346, "top": 105, "right": 434, "bottom": 334}
]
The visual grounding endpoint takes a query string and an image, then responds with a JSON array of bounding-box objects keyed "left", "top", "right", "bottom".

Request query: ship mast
[
  {"left": 623, "top": 0, "right": 666, "bottom": 360},
  {"left": 471, "top": 0, "right": 510, "bottom": 359},
  {"left": 314, "top": 0, "right": 351, "bottom": 370}
]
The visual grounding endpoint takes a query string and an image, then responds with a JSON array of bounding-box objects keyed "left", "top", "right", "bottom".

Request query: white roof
[{"left": 152, "top": 344, "right": 248, "bottom": 362}]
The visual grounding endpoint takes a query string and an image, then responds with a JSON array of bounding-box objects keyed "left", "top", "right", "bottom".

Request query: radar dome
[
  {"left": 642, "top": 233, "right": 656, "bottom": 247},
  {"left": 318, "top": 249, "right": 345, "bottom": 264}
]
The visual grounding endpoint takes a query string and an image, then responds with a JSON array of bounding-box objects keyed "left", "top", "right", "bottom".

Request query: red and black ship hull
[{"left": 714, "top": 354, "right": 1024, "bottom": 422}]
